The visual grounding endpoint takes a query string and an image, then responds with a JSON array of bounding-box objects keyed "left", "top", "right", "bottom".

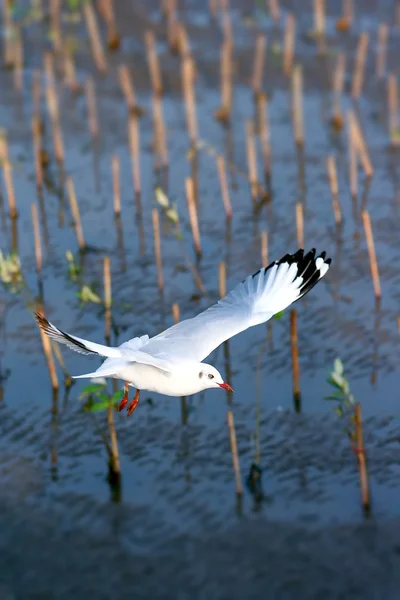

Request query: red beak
[{"left": 219, "top": 382, "right": 234, "bottom": 393}]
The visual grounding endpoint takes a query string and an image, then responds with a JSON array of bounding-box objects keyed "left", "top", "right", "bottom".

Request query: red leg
[
  {"left": 127, "top": 389, "right": 140, "bottom": 416},
  {"left": 118, "top": 382, "right": 129, "bottom": 412}
]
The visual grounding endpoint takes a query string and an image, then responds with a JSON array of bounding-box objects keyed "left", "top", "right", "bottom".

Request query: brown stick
[
  {"left": 343, "top": 0, "right": 353, "bottom": 24},
  {"left": 354, "top": 403, "right": 370, "bottom": 513},
  {"left": 252, "top": 33, "right": 266, "bottom": 98},
  {"left": 215, "top": 38, "right": 233, "bottom": 124},
  {"left": 351, "top": 32, "right": 369, "bottom": 100},
  {"left": 145, "top": 30, "right": 163, "bottom": 96},
  {"left": 292, "top": 65, "right": 304, "bottom": 147},
  {"left": 326, "top": 155, "right": 342, "bottom": 226},
  {"left": 103, "top": 256, "right": 112, "bottom": 343},
  {"left": 0, "top": 131, "right": 17, "bottom": 218},
  {"left": 118, "top": 65, "right": 144, "bottom": 117},
  {"left": 31, "top": 203, "right": 42, "bottom": 278},
  {"left": 348, "top": 119, "right": 358, "bottom": 199},
  {"left": 152, "top": 208, "right": 164, "bottom": 292},
  {"left": 32, "top": 116, "right": 43, "bottom": 192},
  {"left": 216, "top": 155, "right": 232, "bottom": 219},
  {"left": 3, "top": 1, "right": 15, "bottom": 68},
  {"left": 220, "top": 0, "right": 233, "bottom": 46},
  {"left": 219, "top": 261, "right": 226, "bottom": 298},
  {"left": 99, "top": 0, "right": 120, "bottom": 50},
  {"left": 85, "top": 76, "right": 99, "bottom": 142},
  {"left": 83, "top": 1, "right": 107, "bottom": 73},
  {"left": 361, "top": 210, "right": 381, "bottom": 300},
  {"left": 64, "top": 50, "right": 80, "bottom": 94},
  {"left": 332, "top": 53, "right": 346, "bottom": 128},
  {"left": 44, "top": 53, "right": 64, "bottom": 165},
  {"left": 376, "top": 23, "right": 388, "bottom": 79},
  {"left": 246, "top": 119, "right": 259, "bottom": 205},
  {"left": 283, "top": 13, "right": 295, "bottom": 76},
  {"left": 50, "top": 0, "right": 63, "bottom": 53},
  {"left": 36, "top": 307, "right": 59, "bottom": 391},
  {"left": 185, "top": 177, "right": 201, "bottom": 256},
  {"left": 261, "top": 229, "right": 268, "bottom": 267},
  {"left": 152, "top": 94, "right": 169, "bottom": 169},
  {"left": 314, "top": 0, "right": 325, "bottom": 36},
  {"left": 227, "top": 410, "right": 243, "bottom": 495},
  {"left": 112, "top": 154, "right": 121, "bottom": 215},
  {"left": 258, "top": 94, "right": 271, "bottom": 185},
  {"left": 128, "top": 114, "right": 141, "bottom": 196},
  {"left": 348, "top": 110, "right": 373, "bottom": 179},
  {"left": 269, "top": 0, "right": 280, "bottom": 21},
  {"left": 66, "top": 176, "right": 86, "bottom": 251},
  {"left": 172, "top": 303, "right": 180, "bottom": 323},
  {"left": 182, "top": 56, "right": 198, "bottom": 143},
  {"left": 295, "top": 203, "right": 304, "bottom": 248},
  {"left": 290, "top": 310, "right": 301, "bottom": 410},
  {"left": 387, "top": 74, "right": 400, "bottom": 147},
  {"left": 13, "top": 27, "right": 23, "bottom": 93}
]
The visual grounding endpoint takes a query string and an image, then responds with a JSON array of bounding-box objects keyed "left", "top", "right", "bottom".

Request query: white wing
[
  {"left": 141, "top": 249, "right": 331, "bottom": 363},
  {"left": 35, "top": 313, "right": 172, "bottom": 372}
]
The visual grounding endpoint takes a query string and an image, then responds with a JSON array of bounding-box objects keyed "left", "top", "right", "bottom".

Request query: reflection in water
[
  {"left": 371, "top": 299, "right": 381, "bottom": 385},
  {"left": 50, "top": 388, "right": 58, "bottom": 482}
]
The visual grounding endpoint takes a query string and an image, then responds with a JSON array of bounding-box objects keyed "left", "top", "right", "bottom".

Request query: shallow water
[{"left": 1, "top": 1, "right": 400, "bottom": 598}]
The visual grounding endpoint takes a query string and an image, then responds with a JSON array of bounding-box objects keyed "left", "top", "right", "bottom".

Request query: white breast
[{"left": 117, "top": 362, "right": 204, "bottom": 397}]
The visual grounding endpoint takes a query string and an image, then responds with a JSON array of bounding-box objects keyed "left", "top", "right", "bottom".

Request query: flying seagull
[{"left": 36, "top": 248, "right": 331, "bottom": 416}]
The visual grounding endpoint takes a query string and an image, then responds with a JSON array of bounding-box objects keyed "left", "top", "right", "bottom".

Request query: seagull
[{"left": 35, "top": 248, "right": 331, "bottom": 416}]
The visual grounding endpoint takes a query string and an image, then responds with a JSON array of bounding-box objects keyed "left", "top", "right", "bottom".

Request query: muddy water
[{"left": 1, "top": 1, "right": 400, "bottom": 598}]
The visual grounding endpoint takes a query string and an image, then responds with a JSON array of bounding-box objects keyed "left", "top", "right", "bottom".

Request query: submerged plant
[
  {"left": 0, "top": 250, "right": 24, "bottom": 293},
  {"left": 79, "top": 382, "right": 123, "bottom": 413},
  {"left": 65, "top": 249, "right": 81, "bottom": 282},
  {"left": 155, "top": 186, "right": 180, "bottom": 226},
  {"left": 76, "top": 284, "right": 102, "bottom": 304},
  {"left": 325, "top": 358, "right": 356, "bottom": 441}
]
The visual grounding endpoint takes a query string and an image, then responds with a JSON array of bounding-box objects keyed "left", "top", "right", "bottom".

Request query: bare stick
[
  {"left": 50, "top": 0, "right": 62, "bottom": 53},
  {"left": 351, "top": 32, "right": 369, "bottom": 100},
  {"left": 343, "top": 0, "right": 353, "bottom": 24},
  {"left": 32, "top": 116, "right": 43, "bottom": 192},
  {"left": 215, "top": 38, "right": 233, "bottom": 123},
  {"left": 361, "top": 210, "right": 381, "bottom": 300},
  {"left": 292, "top": 65, "right": 304, "bottom": 147},
  {"left": 64, "top": 50, "right": 80, "bottom": 94},
  {"left": 112, "top": 154, "right": 121, "bottom": 215},
  {"left": 44, "top": 53, "right": 64, "bottom": 165},
  {"left": 66, "top": 176, "right": 86, "bottom": 251},
  {"left": 354, "top": 403, "right": 370, "bottom": 514},
  {"left": 290, "top": 310, "right": 301, "bottom": 410},
  {"left": 376, "top": 23, "right": 388, "bottom": 79},
  {"left": 216, "top": 155, "right": 232, "bottom": 219},
  {"left": 246, "top": 119, "right": 259, "bottom": 205},
  {"left": 118, "top": 65, "right": 144, "bottom": 117},
  {"left": 349, "top": 120, "right": 358, "bottom": 199},
  {"left": 220, "top": 0, "right": 233, "bottom": 46},
  {"left": 128, "top": 115, "right": 141, "bottom": 196},
  {"left": 152, "top": 94, "right": 169, "bottom": 169},
  {"left": 3, "top": 1, "right": 15, "bottom": 67},
  {"left": 103, "top": 256, "right": 112, "bottom": 343},
  {"left": 283, "top": 13, "right": 295, "bottom": 76},
  {"left": 258, "top": 93, "right": 271, "bottom": 185},
  {"left": 269, "top": 0, "right": 280, "bottom": 21},
  {"left": 252, "top": 33, "right": 266, "bottom": 98},
  {"left": 185, "top": 177, "right": 201, "bottom": 256},
  {"left": 0, "top": 131, "right": 17, "bottom": 218},
  {"left": 99, "top": 0, "right": 119, "bottom": 50},
  {"left": 13, "top": 27, "right": 23, "bottom": 93},
  {"left": 348, "top": 111, "right": 373, "bottom": 178},
  {"left": 152, "top": 208, "right": 164, "bottom": 292},
  {"left": 145, "top": 30, "right": 163, "bottom": 96},
  {"left": 31, "top": 203, "right": 42, "bottom": 278},
  {"left": 314, "top": 0, "right": 325, "bottom": 36},
  {"left": 182, "top": 56, "right": 198, "bottom": 143},
  {"left": 295, "top": 203, "right": 304, "bottom": 248},
  {"left": 387, "top": 74, "right": 400, "bottom": 147},
  {"left": 261, "top": 230, "right": 268, "bottom": 267},
  {"left": 84, "top": 1, "right": 107, "bottom": 73},
  {"left": 326, "top": 155, "right": 342, "bottom": 225},
  {"left": 85, "top": 77, "right": 99, "bottom": 142},
  {"left": 219, "top": 261, "right": 226, "bottom": 298},
  {"left": 227, "top": 410, "right": 243, "bottom": 495},
  {"left": 36, "top": 308, "right": 59, "bottom": 391},
  {"left": 172, "top": 303, "right": 180, "bottom": 323},
  {"left": 51, "top": 343, "right": 72, "bottom": 387},
  {"left": 332, "top": 53, "right": 346, "bottom": 129}
]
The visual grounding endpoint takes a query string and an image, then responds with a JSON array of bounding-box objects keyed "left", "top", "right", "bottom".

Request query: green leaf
[
  {"left": 84, "top": 399, "right": 111, "bottom": 412},
  {"left": 111, "top": 390, "right": 124, "bottom": 403},
  {"left": 329, "top": 372, "right": 345, "bottom": 388},
  {"left": 273, "top": 310, "right": 285, "bottom": 320},
  {"left": 334, "top": 406, "right": 344, "bottom": 417},
  {"left": 333, "top": 358, "right": 344, "bottom": 376},
  {"left": 155, "top": 187, "right": 169, "bottom": 208},
  {"left": 79, "top": 383, "right": 106, "bottom": 399},
  {"left": 166, "top": 207, "right": 179, "bottom": 223},
  {"left": 77, "top": 285, "right": 102, "bottom": 304}
]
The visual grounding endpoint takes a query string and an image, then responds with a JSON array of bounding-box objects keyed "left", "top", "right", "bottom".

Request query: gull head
[{"left": 197, "top": 363, "right": 233, "bottom": 393}]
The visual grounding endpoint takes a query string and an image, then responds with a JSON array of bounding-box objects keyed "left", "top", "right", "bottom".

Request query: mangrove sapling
[{"left": 326, "top": 358, "right": 371, "bottom": 514}]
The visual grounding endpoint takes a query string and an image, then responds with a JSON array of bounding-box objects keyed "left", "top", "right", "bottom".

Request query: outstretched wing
[
  {"left": 141, "top": 249, "right": 331, "bottom": 363},
  {"left": 35, "top": 313, "right": 172, "bottom": 372}
]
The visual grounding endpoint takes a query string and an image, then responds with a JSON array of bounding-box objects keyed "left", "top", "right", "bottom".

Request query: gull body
[{"left": 36, "top": 248, "right": 331, "bottom": 414}]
